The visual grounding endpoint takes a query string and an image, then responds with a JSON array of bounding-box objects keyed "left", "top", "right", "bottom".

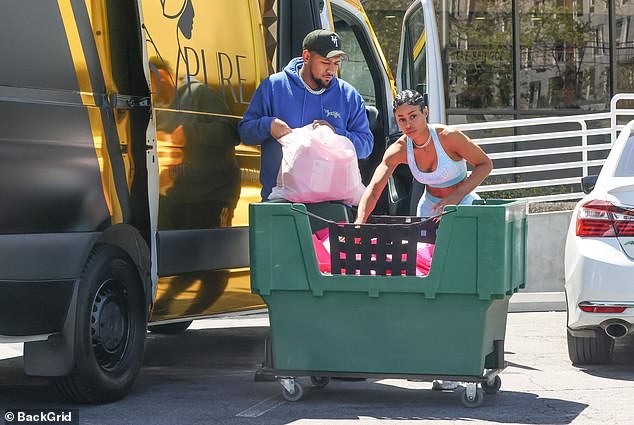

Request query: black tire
[
  {"left": 461, "top": 388, "right": 484, "bottom": 408},
  {"left": 148, "top": 320, "right": 193, "bottom": 334},
  {"left": 481, "top": 376, "right": 502, "bottom": 394},
  {"left": 567, "top": 329, "right": 614, "bottom": 365},
  {"left": 52, "top": 245, "right": 147, "bottom": 404},
  {"left": 310, "top": 376, "right": 331, "bottom": 388}
]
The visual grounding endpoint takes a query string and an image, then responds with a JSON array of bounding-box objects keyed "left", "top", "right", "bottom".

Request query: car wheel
[
  {"left": 567, "top": 328, "right": 614, "bottom": 365},
  {"left": 148, "top": 320, "right": 193, "bottom": 334},
  {"left": 52, "top": 245, "right": 147, "bottom": 404}
]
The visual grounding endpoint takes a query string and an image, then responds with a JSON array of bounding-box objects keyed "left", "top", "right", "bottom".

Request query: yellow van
[{"left": 0, "top": 0, "right": 442, "bottom": 403}]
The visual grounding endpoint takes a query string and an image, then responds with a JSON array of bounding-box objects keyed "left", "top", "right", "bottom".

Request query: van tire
[
  {"left": 52, "top": 245, "right": 147, "bottom": 404},
  {"left": 567, "top": 328, "right": 613, "bottom": 365}
]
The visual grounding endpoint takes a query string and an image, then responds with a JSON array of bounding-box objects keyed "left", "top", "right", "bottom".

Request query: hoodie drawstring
[
  {"left": 301, "top": 89, "right": 306, "bottom": 125},
  {"left": 320, "top": 96, "right": 324, "bottom": 120}
]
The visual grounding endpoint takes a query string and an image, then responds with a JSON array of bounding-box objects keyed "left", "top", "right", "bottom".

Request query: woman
[{"left": 355, "top": 90, "right": 492, "bottom": 223}]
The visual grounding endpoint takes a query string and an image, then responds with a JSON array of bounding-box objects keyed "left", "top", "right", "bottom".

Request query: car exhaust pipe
[{"left": 603, "top": 322, "right": 629, "bottom": 339}]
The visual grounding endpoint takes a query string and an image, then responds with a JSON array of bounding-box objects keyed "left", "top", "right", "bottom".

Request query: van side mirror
[{"left": 581, "top": 175, "right": 598, "bottom": 194}]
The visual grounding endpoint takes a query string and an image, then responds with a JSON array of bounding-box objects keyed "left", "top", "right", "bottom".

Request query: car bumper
[{"left": 565, "top": 237, "right": 634, "bottom": 329}]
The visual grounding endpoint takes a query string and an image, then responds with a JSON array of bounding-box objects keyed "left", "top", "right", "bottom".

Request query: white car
[{"left": 565, "top": 119, "right": 634, "bottom": 365}]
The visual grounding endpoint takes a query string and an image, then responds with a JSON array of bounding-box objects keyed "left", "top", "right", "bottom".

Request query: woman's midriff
[{"left": 427, "top": 180, "right": 463, "bottom": 198}]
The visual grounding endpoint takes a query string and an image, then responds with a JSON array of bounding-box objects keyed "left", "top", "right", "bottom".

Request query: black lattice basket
[{"left": 328, "top": 216, "right": 438, "bottom": 276}]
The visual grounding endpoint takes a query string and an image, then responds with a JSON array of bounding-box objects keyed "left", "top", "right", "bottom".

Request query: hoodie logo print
[{"left": 324, "top": 109, "right": 341, "bottom": 119}]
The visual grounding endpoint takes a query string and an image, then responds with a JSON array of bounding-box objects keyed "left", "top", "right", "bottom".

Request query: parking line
[{"left": 236, "top": 395, "right": 285, "bottom": 417}]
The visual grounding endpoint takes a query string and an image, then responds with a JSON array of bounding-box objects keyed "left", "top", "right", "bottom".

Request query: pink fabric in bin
[
  {"left": 312, "top": 234, "right": 331, "bottom": 273},
  {"left": 415, "top": 242, "right": 435, "bottom": 276},
  {"left": 311, "top": 228, "right": 435, "bottom": 276}
]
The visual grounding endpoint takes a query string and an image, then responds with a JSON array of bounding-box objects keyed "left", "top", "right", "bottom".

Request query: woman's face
[{"left": 394, "top": 103, "right": 426, "bottom": 137}]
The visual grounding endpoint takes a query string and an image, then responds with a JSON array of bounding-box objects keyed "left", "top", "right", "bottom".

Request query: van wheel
[
  {"left": 567, "top": 329, "right": 613, "bottom": 365},
  {"left": 148, "top": 321, "right": 193, "bottom": 334},
  {"left": 52, "top": 245, "right": 147, "bottom": 404}
]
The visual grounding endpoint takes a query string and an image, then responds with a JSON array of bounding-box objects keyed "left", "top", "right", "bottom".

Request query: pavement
[{"left": 2, "top": 309, "right": 634, "bottom": 425}]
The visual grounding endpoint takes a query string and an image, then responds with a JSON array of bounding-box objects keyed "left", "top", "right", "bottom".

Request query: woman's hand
[{"left": 430, "top": 191, "right": 464, "bottom": 215}]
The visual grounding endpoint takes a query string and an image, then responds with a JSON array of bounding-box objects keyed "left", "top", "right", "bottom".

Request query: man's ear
[{"left": 301, "top": 49, "right": 311, "bottom": 62}]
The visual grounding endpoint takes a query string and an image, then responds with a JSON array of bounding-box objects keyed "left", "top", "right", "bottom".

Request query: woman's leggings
[{"left": 416, "top": 190, "right": 481, "bottom": 218}]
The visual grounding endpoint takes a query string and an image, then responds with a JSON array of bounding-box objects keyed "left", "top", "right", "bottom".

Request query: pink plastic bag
[{"left": 269, "top": 126, "right": 366, "bottom": 205}]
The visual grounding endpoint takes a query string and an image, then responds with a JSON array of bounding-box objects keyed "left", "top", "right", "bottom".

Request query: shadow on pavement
[
  {"left": 253, "top": 379, "right": 588, "bottom": 424},
  {"left": 0, "top": 357, "right": 64, "bottom": 405},
  {"left": 0, "top": 325, "right": 589, "bottom": 424},
  {"left": 138, "top": 327, "right": 587, "bottom": 424}
]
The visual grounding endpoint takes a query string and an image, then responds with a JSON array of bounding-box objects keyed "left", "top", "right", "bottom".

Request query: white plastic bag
[{"left": 269, "top": 125, "right": 366, "bottom": 205}]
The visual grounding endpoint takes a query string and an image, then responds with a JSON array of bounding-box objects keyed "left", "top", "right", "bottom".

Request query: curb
[{"left": 509, "top": 291, "right": 566, "bottom": 313}]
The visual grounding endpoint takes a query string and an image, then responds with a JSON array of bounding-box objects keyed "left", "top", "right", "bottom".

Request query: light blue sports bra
[{"left": 406, "top": 126, "right": 467, "bottom": 188}]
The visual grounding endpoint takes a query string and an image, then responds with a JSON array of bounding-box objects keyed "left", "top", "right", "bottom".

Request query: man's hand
[
  {"left": 312, "top": 120, "right": 335, "bottom": 132},
  {"left": 271, "top": 118, "right": 292, "bottom": 140}
]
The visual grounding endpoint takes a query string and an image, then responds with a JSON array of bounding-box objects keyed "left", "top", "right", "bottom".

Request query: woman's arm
[{"left": 355, "top": 138, "right": 407, "bottom": 223}]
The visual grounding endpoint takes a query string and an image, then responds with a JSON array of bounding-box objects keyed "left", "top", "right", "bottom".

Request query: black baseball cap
[{"left": 302, "top": 29, "right": 347, "bottom": 59}]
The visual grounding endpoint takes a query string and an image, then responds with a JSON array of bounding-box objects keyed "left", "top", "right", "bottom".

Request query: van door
[
  {"left": 140, "top": 0, "right": 270, "bottom": 320},
  {"left": 139, "top": 0, "right": 322, "bottom": 321},
  {"left": 392, "top": 0, "right": 445, "bottom": 214},
  {"left": 323, "top": 0, "right": 396, "bottom": 214},
  {"left": 396, "top": 0, "right": 444, "bottom": 124},
  {"left": 324, "top": 0, "right": 444, "bottom": 215}
]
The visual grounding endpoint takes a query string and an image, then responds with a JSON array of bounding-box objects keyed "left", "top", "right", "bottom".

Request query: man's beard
[{"left": 312, "top": 73, "right": 332, "bottom": 90}]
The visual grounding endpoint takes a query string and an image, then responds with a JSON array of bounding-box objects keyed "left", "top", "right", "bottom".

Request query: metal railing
[{"left": 456, "top": 93, "right": 634, "bottom": 203}]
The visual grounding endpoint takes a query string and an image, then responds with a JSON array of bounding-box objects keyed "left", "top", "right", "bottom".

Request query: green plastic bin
[{"left": 249, "top": 200, "right": 527, "bottom": 402}]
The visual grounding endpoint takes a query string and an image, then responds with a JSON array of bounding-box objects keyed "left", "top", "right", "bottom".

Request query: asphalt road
[{"left": 1, "top": 311, "right": 634, "bottom": 425}]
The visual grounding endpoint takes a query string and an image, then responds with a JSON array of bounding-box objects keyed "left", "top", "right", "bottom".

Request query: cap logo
[{"left": 331, "top": 35, "right": 339, "bottom": 47}]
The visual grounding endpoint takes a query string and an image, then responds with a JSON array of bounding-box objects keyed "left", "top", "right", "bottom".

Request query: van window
[
  {"left": 400, "top": 5, "right": 427, "bottom": 94},
  {"left": 335, "top": 21, "right": 377, "bottom": 107}
]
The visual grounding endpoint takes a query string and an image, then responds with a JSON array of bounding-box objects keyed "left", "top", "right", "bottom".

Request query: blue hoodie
[{"left": 238, "top": 57, "right": 373, "bottom": 200}]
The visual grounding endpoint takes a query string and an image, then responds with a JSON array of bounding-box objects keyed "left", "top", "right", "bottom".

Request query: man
[{"left": 238, "top": 29, "right": 374, "bottom": 200}]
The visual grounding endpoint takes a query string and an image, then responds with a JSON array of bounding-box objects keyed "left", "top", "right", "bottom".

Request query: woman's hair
[{"left": 393, "top": 89, "right": 425, "bottom": 112}]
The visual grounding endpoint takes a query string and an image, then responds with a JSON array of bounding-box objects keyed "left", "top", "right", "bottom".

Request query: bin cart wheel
[
  {"left": 461, "top": 384, "right": 484, "bottom": 408},
  {"left": 310, "top": 376, "right": 331, "bottom": 388},
  {"left": 280, "top": 378, "right": 304, "bottom": 402},
  {"left": 481, "top": 375, "right": 502, "bottom": 394}
]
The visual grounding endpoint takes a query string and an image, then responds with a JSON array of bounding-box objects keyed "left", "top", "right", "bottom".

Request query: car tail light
[
  {"left": 579, "top": 305, "right": 627, "bottom": 313},
  {"left": 576, "top": 200, "right": 634, "bottom": 237}
]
